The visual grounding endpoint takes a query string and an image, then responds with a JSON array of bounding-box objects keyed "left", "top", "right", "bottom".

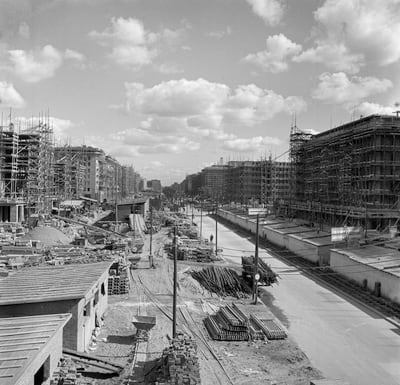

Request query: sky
[{"left": 0, "top": 0, "right": 399, "bottom": 185}]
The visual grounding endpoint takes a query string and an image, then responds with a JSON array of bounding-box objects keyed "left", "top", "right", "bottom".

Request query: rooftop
[
  {"left": 333, "top": 245, "right": 400, "bottom": 278},
  {"left": 0, "top": 313, "right": 71, "bottom": 385},
  {"left": 0, "top": 262, "right": 111, "bottom": 305}
]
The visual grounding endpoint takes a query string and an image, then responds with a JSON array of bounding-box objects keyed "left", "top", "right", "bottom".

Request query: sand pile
[{"left": 21, "top": 226, "right": 72, "bottom": 247}]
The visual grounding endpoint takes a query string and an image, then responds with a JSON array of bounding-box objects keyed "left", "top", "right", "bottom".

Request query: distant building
[
  {"left": 201, "top": 164, "right": 230, "bottom": 199},
  {"left": 149, "top": 179, "right": 162, "bottom": 193},
  {"left": 54, "top": 146, "right": 123, "bottom": 203}
]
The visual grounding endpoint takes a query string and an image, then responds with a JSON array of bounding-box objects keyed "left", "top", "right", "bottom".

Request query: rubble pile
[{"left": 155, "top": 333, "right": 201, "bottom": 385}]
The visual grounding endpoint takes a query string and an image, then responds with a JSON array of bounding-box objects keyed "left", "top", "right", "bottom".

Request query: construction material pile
[
  {"left": 47, "top": 246, "right": 115, "bottom": 265},
  {"left": 165, "top": 238, "right": 214, "bottom": 262},
  {"left": 108, "top": 262, "right": 129, "bottom": 295},
  {"left": 154, "top": 333, "right": 201, "bottom": 385},
  {"left": 50, "top": 357, "right": 90, "bottom": 385},
  {"left": 204, "top": 304, "right": 249, "bottom": 341},
  {"left": 204, "top": 303, "right": 287, "bottom": 342},
  {"left": 242, "top": 256, "right": 278, "bottom": 286},
  {"left": 250, "top": 314, "right": 287, "bottom": 340},
  {"left": 189, "top": 266, "right": 252, "bottom": 298},
  {"left": 20, "top": 226, "right": 73, "bottom": 247}
]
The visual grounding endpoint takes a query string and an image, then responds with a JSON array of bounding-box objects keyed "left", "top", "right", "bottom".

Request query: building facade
[{"left": 291, "top": 114, "right": 400, "bottom": 228}]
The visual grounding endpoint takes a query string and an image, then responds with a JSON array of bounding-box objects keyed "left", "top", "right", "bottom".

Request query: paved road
[{"left": 197, "top": 213, "right": 400, "bottom": 385}]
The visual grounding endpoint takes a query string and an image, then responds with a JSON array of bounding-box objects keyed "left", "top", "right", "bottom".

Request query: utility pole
[
  {"left": 215, "top": 199, "right": 218, "bottom": 257},
  {"left": 191, "top": 203, "right": 194, "bottom": 225},
  {"left": 149, "top": 206, "right": 154, "bottom": 268},
  {"left": 253, "top": 214, "right": 260, "bottom": 304},
  {"left": 200, "top": 200, "right": 203, "bottom": 240},
  {"left": 172, "top": 226, "right": 177, "bottom": 338}
]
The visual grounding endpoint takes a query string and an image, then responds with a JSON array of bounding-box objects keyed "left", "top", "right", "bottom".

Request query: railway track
[{"left": 130, "top": 267, "right": 235, "bottom": 385}]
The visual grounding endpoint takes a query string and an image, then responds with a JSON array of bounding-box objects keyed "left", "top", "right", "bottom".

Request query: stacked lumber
[
  {"left": 204, "top": 304, "right": 249, "bottom": 341},
  {"left": 190, "top": 266, "right": 252, "bottom": 298},
  {"left": 242, "top": 256, "right": 278, "bottom": 286},
  {"left": 156, "top": 333, "right": 201, "bottom": 385},
  {"left": 249, "top": 314, "right": 287, "bottom": 340}
]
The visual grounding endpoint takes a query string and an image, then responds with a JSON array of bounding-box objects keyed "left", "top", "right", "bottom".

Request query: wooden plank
[{"left": 63, "top": 348, "right": 124, "bottom": 370}]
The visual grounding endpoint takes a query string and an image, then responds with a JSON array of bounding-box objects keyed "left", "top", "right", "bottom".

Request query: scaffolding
[
  {"left": 0, "top": 116, "right": 54, "bottom": 215},
  {"left": 290, "top": 114, "right": 400, "bottom": 229}
]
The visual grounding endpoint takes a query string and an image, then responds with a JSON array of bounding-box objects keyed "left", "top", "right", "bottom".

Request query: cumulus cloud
[
  {"left": 64, "top": 49, "right": 85, "bottom": 62},
  {"left": 8, "top": 45, "right": 63, "bottom": 82},
  {"left": 298, "top": 0, "right": 400, "bottom": 73},
  {"left": 6, "top": 45, "right": 86, "bottom": 82},
  {"left": 206, "top": 26, "right": 232, "bottom": 39},
  {"left": 222, "top": 136, "right": 282, "bottom": 152},
  {"left": 245, "top": 0, "right": 285, "bottom": 26},
  {"left": 244, "top": 34, "right": 302, "bottom": 73},
  {"left": 348, "top": 102, "right": 397, "bottom": 117},
  {"left": 0, "top": 81, "right": 25, "bottom": 108},
  {"left": 89, "top": 17, "right": 185, "bottom": 69},
  {"left": 122, "top": 78, "right": 305, "bottom": 128},
  {"left": 112, "top": 128, "right": 200, "bottom": 154},
  {"left": 312, "top": 72, "right": 392, "bottom": 104},
  {"left": 293, "top": 42, "right": 364, "bottom": 74}
]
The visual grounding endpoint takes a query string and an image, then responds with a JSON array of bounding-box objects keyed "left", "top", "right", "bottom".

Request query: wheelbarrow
[
  {"left": 128, "top": 254, "right": 141, "bottom": 269},
  {"left": 132, "top": 315, "right": 156, "bottom": 331},
  {"left": 132, "top": 316, "right": 156, "bottom": 341}
]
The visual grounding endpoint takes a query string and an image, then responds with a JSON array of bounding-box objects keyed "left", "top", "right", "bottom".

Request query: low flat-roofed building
[
  {"left": 0, "top": 313, "right": 71, "bottom": 385},
  {"left": 330, "top": 245, "right": 400, "bottom": 304},
  {"left": 0, "top": 262, "right": 111, "bottom": 351}
]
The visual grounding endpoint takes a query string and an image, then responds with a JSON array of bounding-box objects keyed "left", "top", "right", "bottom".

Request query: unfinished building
[
  {"left": 0, "top": 119, "right": 54, "bottom": 218},
  {"left": 290, "top": 114, "right": 400, "bottom": 230}
]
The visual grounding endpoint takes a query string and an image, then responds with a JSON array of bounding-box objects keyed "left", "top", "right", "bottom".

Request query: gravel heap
[{"left": 21, "top": 226, "right": 72, "bottom": 247}]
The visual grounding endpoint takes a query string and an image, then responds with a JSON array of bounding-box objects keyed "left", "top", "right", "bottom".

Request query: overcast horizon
[{"left": 0, "top": 0, "right": 399, "bottom": 185}]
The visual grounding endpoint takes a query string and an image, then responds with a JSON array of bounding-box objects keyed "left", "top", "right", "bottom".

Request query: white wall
[{"left": 330, "top": 250, "right": 400, "bottom": 303}]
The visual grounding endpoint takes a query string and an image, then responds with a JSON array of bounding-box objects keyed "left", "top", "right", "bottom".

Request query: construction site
[{"left": 288, "top": 114, "right": 400, "bottom": 230}]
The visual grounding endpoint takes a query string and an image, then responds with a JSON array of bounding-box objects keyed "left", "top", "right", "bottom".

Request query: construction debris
[
  {"left": 189, "top": 266, "right": 252, "bottom": 298},
  {"left": 242, "top": 255, "right": 278, "bottom": 286}
]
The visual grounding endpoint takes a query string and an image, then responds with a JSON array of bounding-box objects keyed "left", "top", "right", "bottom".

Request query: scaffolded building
[
  {"left": 0, "top": 119, "right": 54, "bottom": 216},
  {"left": 290, "top": 114, "right": 400, "bottom": 230}
]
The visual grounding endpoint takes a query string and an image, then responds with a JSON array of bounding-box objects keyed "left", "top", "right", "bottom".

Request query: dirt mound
[{"left": 21, "top": 226, "right": 72, "bottom": 247}]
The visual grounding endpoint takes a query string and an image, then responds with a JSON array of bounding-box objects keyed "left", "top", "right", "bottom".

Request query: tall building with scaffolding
[
  {"left": 0, "top": 118, "right": 54, "bottom": 219},
  {"left": 290, "top": 114, "right": 400, "bottom": 229}
]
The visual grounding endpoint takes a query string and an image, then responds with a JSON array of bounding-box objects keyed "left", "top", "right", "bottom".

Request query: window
[
  {"left": 94, "top": 290, "right": 99, "bottom": 306},
  {"left": 101, "top": 282, "right": 105, "bottom": 295},
  {"left": 83, "top": 301, "right": 91, "bottom": 317}
]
